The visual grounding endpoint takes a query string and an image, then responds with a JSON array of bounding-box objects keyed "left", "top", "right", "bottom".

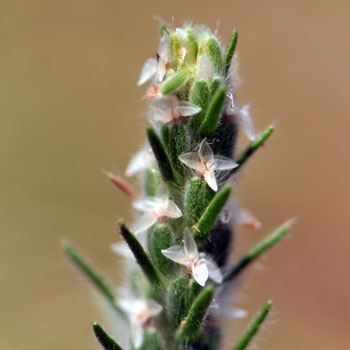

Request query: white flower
[
  {"left": 227, "top": 93, "right": 256, "bottom": 141},
  {"left": 161, "top": 229, "right": 223, "bottom": 286},
  {"left": 133, "top": 196, "right": 182, "bottom": 233},
  {"left": 125, "top": 146, "right": 155, "bottom": 177},
  {"left": 237, "top": 104, "right": 256, "bottom": 141},
  {"left": 150, "top": 95, "right": 201, "bottom": 123},
  {"left": 118, "top": 296, "right": 162, "bottom": 349},
  {"left": 179, "top": 138, "right": 238, "bottom": 192},
  {"left": 137, "top": 33, "right": 169, "bottom": 86},
  {"left": 220, "top": 199, "right": 262, "bottom": 229}
]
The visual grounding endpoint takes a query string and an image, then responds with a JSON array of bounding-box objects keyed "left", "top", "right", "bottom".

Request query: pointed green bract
[
  {"left": 194, "top": 184, "right": 232, "bottom": 238},
  {"left": 140, "top": 330, "right": 164, "bottom": 350},
  {"left": 160, "top": 24, "right": 169, "bottom": 36},
  {"left": 190, "top": 79, "right": 209, "bottom": 135},
  {"left": 200, "top": 85, "right": 226, "bottom": 136},
  {"left": 224, "top": 219, "right": 294, "bottom": 282},
  {"left": 169, "top": 123, "right": 190, "bottom": 176},
  {"left": 169, "top": 32, "right": 181, "bottom": 70},
  {"left": 233, "top": 300, "right": 272, "bottom": 350},
  {"left": 184, "top": 177, "right": 203, "bottom": 226},
  {"left": 224, "top": 29, "right": 238, "bottom": 76},
  {"left": 210, "top": 76, "right": 221, "bottom": 97},
  {"left": 160, "top": 69, "right": 191, "bottom": 95},
  {"left": 188, "top": 279, "right": 200, "bottom": 307},
  {"left": 161, "top": 124, "right": 171, "bottom": 151},
  {"left": 148, "top": 224, "right": 177, "bottom": 276},
  {"left": 119, "top": 224, "right": 165, "bottom": 289},
  {"left": 185, "top": 27, "right": 199, "bottom": 64},
  {"left": 179, "top": 286, "right": 214, "bottom": 341},
  {"left": 146, "top": 126, "right": 177, "bottom": 183},
  {"left": 168, "top": 275, "right": 190, "bottom": 326},
  {"left": 199, "top": 182, "right": 215, "bottom": 215},
  {"left": 93, "top": 323, "right": 124, "bottom": 350},
  {"left": 144, "top": 168, "right": 159, "bottom": 197},
  {"left": 62, "top": 241, "right": 125, "bottom": 316},
  {"left": 206, "top": 37, "right": 223, "bottom": 73},
  {"left": 247, "top": 219, "right": 293, "bottom": 259},
  {"left": 234, "top": 124, "right": 275, "bottom": 170}
]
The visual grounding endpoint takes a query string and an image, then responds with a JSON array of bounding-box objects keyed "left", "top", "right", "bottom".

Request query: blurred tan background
[{"left": 1, "top": 0, "right": 349, "bottom": 349}]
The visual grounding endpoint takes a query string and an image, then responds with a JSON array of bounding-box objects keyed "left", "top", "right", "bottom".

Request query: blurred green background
[{"left": 1, "top": 0, "right": 349, "bottom": 349}]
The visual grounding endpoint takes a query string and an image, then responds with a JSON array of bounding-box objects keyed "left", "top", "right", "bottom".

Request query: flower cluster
[
  {"left": 64, "top": 21, "right": 289, "bottom": 350},
  {"left": 107, "top": 23, "right": 262, "bottom": 349}
]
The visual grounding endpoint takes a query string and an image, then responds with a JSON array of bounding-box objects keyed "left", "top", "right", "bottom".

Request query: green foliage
[
  {"left": 200, "top": 85, "right": 226, "bottom": 136},
  {"left": 234, "top": 124, "right": 275, "bottom": 170},
  {"left": 148, "top": 224, "right": 177, "bottom": 276},
  {"left": 194, "top": 184, "right": 232, "bottom": 238},
  {"left": 190, "top": 79, "right": 209, "bottom": 136},
  {"left": 160, "top": 69, "right": 191, "bottom": 95},
  {"left": 146, "top": 126, "right": 177, "bottom": 183},
  {"left": 179, "top": 286, "right": 214, "bottom": 341},
  {"left": 168, "top": 123, "right": 191, "bottom": 176},
  {"left": 224, "top": 219, "right": 293, "bottom": 282},
  {"left": 233, "top": 300, "right": 272, "bottom": 350},
  {"left": 62, "top": 241, "right": 125, "bottom": 316},
  {"left": 224, "top": 29, "right": 238, "bottom": 76},
  {"left": 206, "top": 37, "right": 223, "bottom": 73},
  {"left": 93, "top": 323, "right": 124, "bottom": 350},
  {"left": 168, "top": 275, "right": 190, "bottom": 326},
  {"left": 184, "top": 177, "right": 203, "bottom": 226},
  {"left": 140, "top": 331, "right": 163, "bottom": 350},
  {"left": 119, "top": 223, "right": 165, "bottom": 289},
  {"left": 144, "top": 168, "right": 159, "bottom": 197},
  {"left": 169, "top": 32, "right": 182, "bottom": 70}
]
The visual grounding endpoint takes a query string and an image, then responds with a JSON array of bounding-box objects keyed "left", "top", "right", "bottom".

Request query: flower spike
[{"left": 64, "top": 23, "right": 292, "bottom": 350}]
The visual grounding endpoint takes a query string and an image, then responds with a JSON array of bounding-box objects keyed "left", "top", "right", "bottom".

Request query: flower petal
[
  {"left": 175, "top": 103, "right": 202, "bottom": 117},
  {"left": 126, "top": 147, "right": 154, "bottom": 177},
  {"left": 238, "top": 104, "right": 256, "bottom": 141},
  {"left": 221, "top": 306, "right": 248, "bottom": 319},
  {"left": 134, "top": 212, "right": 157, "bottom": 234},
  {"left": 213, "top": 155, "right": 239, "bottom": 171},
  {"left": 179, "top": 152, "right": 203, "bottom": 172},
  {"left": 152, "top": 108, "right": 173, "bottom": 123},
  {"left": 205, "top": 259, "right": 223, "bottom": 284},
  {"left": 157, "top": 32, "right": 169, "bottom": 59},
  {"left": 183, "top": 228, "right": 199, "bottom": 259},
  {"left": 137, "top": 58, "right": 157, "bottom": 86},
  {"left": 164, "top": 199, "right": 182, "bottom": 218},
  {"left": 161, "top": 245, "right": 189, "bottom": 264},
  {"left": 204, "top": 169, "right": 218, "bottom": 192},
  {"left": 192, "top": 262, "right": 209, "bottom": 287},
  {"left": 199, "top": 138, "right": 214, "bottom": 164},
  {"left": 234, "top": 203, "right": 262, "bottom": 229},
  {"left": 156, "top": 58, "right": 167, "bottom": 82},
  {"left": 133, "top": 198, "right": 160, "bottom": 212},
  {"left": 131, "top": 321, "right": 144, "bottom": 349},
  {"left": 146, "top": 299, "right": 163, "bottom": 317}
]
